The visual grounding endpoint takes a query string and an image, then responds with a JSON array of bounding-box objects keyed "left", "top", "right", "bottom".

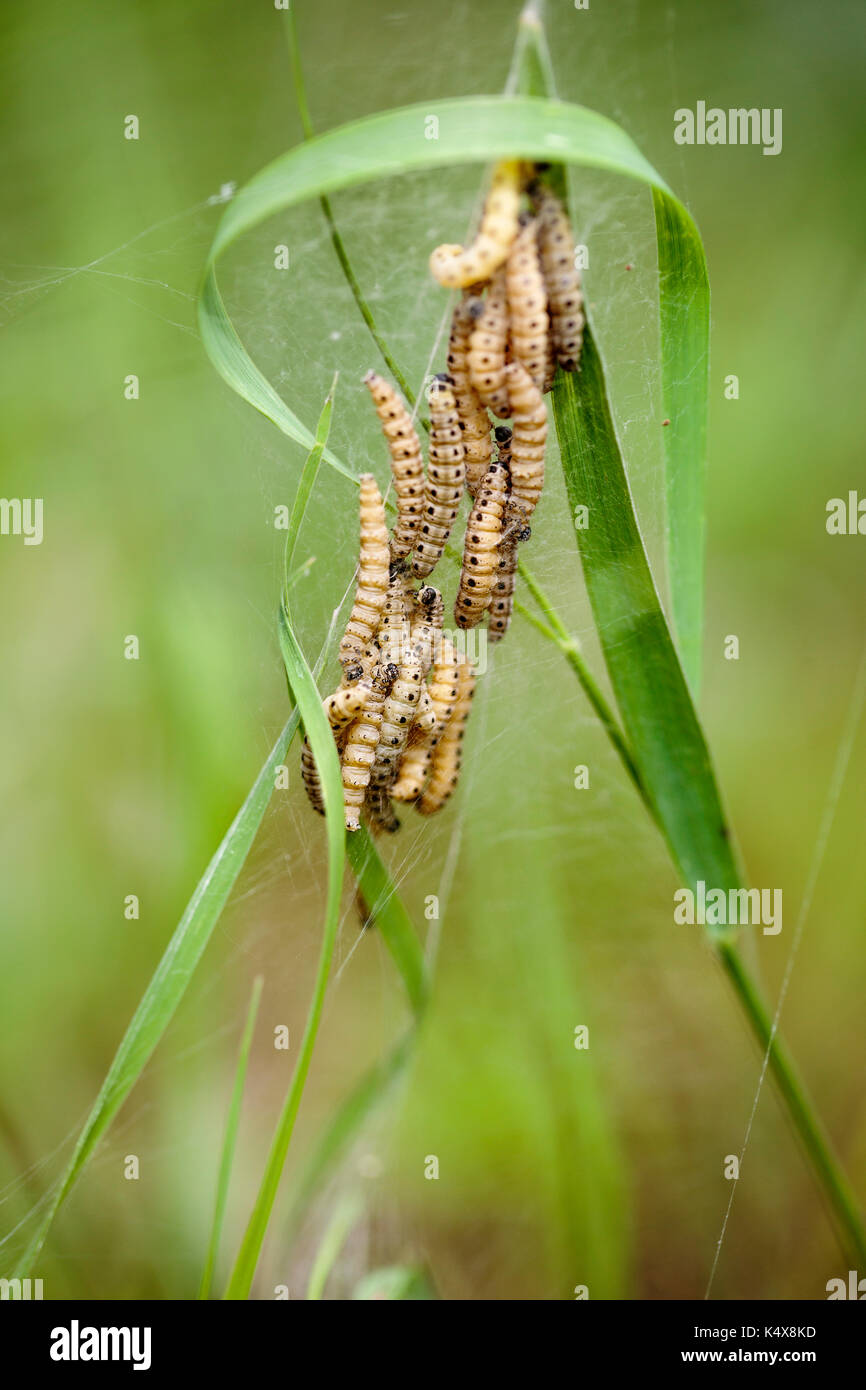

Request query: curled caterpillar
[
  {"left": 488, "top": 498, "right": 531, "bottom": 645},
  {"left": 341, "top": 662, "right": 398, "bottom": 831},
  {"left": 446, "top": 299, "right": 492, "bottom": 497},
  {"left": 505, "top": 360, "right": 547, "bottom": 520},
  {"left": 467, "top": 269, "right": 510, "bottom": 419},
  {"left": 339, "top": 473, "right": 390, "bottom": 671},
  {"left": 300, "top": 683, "right": 371, "bottom": 815},
  {"left": 392, "top": 636, "right": 461, "bottom": 803},
  {"left": 429, "top": 159, "right": 522, "bottom": 288},
  {"left": 411, "top": 584, "right": 444, "bottom": 676},
  {"left": 417, "top": 651, "right": 477, "bottom": 815},
  {"left": 532, "top": 183, "right": 585, "bottom": 372},
  {"left": 412, "top": 376, "right": 465, "bottom": 579},
  {"left": 454, "top": 460, "right": 509, "bottom": 629},
  {"left": 506, "top": 216, "right": 549, "bottom": 393},
  {"left": 363, "top": 372, "right": 425, "bottom": 559}
]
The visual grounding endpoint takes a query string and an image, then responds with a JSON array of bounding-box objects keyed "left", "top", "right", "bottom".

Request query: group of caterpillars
[{"left": 301, "top": 162, "right": 584, "bottom": 834}]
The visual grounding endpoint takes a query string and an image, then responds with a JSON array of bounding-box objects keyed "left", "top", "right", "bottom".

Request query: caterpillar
[
  {"left": 506, "top": 216, "right": 549, "bottom": 393},
  {"left": 300, "top": 682, "right": 371, "bottom": 815},
  {"left": 411, "top": 583, "right": 444, "bottom": 677},
  {"left": 391, "top": 636, "right": 461, "bottom": 803},
  {"left": 454, "top": 460, "right": 509, "bottom": 629},
  {"left": 446, "top": 298, "right": 492, "bottom": 497},
  {"left": 379, "top": 565, "right": 410, "bottom": 668},
  {"left": 363, "top": 372, "right": 425, "bottom": 560},
  {"left": 531, "top": 183, "right": 585, "bottom": 373},
  {"left": 370, "top": 650, "right": 426, "bottom": 789},
  {"left": 467, "top": 268, "right": 510, "bottom": 419},
  {"left": 341, "top": 661, "right": 398, "bottom": 832},
  {"left": 488, "top": 498, "right": 532, "bottom": 645},
  {"left": 338, "top": 473, "right": 390, "bottom": 671},
  {"left": 429, "top": 159, "right": 522, "bottom": 288},
  {"left": 416, "top": 651, "right": 477, "bottom": 815},
  {"left": 505, "top": 360, "right": 547, "bottom": 520},
  {"left": 412, "top": 376, "right": 465, "bottom": 579},
  {"left": 413, "top": 687, "right": 437, "bottom": 737}
]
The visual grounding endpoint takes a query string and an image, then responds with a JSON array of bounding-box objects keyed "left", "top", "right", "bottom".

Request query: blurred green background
[{"left": 1, "top": 0, "right": 864, "bottom": 1299}]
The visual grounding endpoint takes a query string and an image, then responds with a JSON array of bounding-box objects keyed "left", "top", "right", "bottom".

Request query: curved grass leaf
[
  {"left": 199, "top": 94, "right": 708, "bottom": 683},
  {"left": 198, "top": 975, "right": 263, "bottom": 1299},
  {"left": 13, "top": 709, "right": 300, "bottom": 1277}
]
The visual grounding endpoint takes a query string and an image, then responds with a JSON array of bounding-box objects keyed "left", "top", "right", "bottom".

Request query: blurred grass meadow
[{"left": 1, "top": 0, "right": 865, "bottom": 1299}]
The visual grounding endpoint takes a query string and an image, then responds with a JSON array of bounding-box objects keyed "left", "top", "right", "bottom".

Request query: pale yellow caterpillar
[
  {"left": 429, "top": 159, "right": 522, "bottom": 288},
  {"left": 413, "top": 687, "right": 437, "bottom": 737},
  {"left": 446, "top": 298, "right": 492, "bottom": 497},
  {"left": 454, "top": 460, "right": 509, "bottom": 629},
  {"left": 488, "top": 498, "right": 532, "bottom": 645},
  {"left": 300, "top": 683, "right": 371, "bottom": 816},
  {"left": 341, "top": 662, "right": 398, "bottom": 831},
  {"left": 339, "top": 473, "right": 390, "bottom": 671},
  {"left": 506, "top": 216, "right": 549, "bottom": 393},
  {"left": 532, "top": 182, "right": 585, "bottom": 372},
  {"left": 363, "top": 371, "right": 425, "bottom": 559},
  {"left": 412, "top": 377, "right": 465, "bottom": 579},
  {"left": 417, "top": 652, "right": 477, "bottom": 815},
  {"left": 505, "top": 360, "right": 547, "bottom": 520},
  {"left": 378, "top": 566, "right": 410, "bottom": 668},
  {"left": 467, "top": 268, "right": 510, "bottom": 419},
  {"left": 411, "top": 584, "right": 444, "bottom": 677},
  {"left": 392, "top": 636, "right": 461, "bottom": 803}
]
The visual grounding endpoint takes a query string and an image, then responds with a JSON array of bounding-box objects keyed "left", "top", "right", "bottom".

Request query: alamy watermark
[
  {"left": 674, "top": 881, "right": 782, "bottom": 935},
  {"left": 674, "top": 102, "right": 782, "bottom": 157},
  {"left": 0, "top": 498, "right": 43, "bottom": 545}
]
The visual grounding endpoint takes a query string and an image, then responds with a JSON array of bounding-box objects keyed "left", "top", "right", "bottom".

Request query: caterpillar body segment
[
  {"left": 300, "top": 739, "right": 326, "bottom": 816},
  {"left": 454, "top": 461, "right": 509, "bottom": 629},
  {"left": 532, "top": 184, "right": 585, "bottom": 372},
  {"left": 338, "top": 474, "right": 390, "bottom": 671},
  {"left": 506, "top": 217, "right": 549, "bottom": 394},
  {"left": 505, "top": 361, "right": 547, "bottom": 520},
  {"left": 413, "top": 687, "right": 437, "bottom": 737},
  {"left": 488, "top": 498, "right": 531, "bottom": 645},
  {"left": 429, "top": 159, "right": 522, "bottom": 288},
  {"left": 363, "top": 372, "right": 425, "bottom": 559},
  {"left": 341, "top": 662, "right": 398, "bottom": 832},
  {"left": 416, "top": 653, "right": 477, "bottom": 815},
  {"left": 447, "top": 299, "right": 492, "bottom": 497},
  {"left": 412, "top": 377, "right": 465, "bottom": 579},
  {"left": 391, "top": 637, "right": 461, "bottom": 803},
  {"left": 467, "top": 269, "right": 510, "bottom": 419}
]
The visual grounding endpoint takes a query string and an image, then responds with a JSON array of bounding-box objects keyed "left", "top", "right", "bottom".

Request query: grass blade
[
  {"left": 346, "top": 826, "right": 429, "bottom": 1016},
  {"left": 198, "top": 976, "right": 263, "bottom": 1299},
  {"left": 13, "top": 710, "right": 299, "bottom": 1276},
  {"left": 552, "top": 342, "right": 738, "bottom": 906}
]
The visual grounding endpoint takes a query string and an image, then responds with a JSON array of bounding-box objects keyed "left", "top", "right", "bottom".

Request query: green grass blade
[
  {"left": 13, "top": 710, "right": 299, "bottom": 1276},
  {"left": 306, "top": 1193, "right": 362, "bottom": 1301},
  {"left": 283, "top": 375, "right": 336, "bottom": 600},
  {"left": 198, "top": 976, "right": 264, "bottom": 1300},
  {"left": 552, "top": 337, "right": 737, "bottom": 906},
  {"left": 346, "top": 826, "right": 429, "bottom": 1016}
]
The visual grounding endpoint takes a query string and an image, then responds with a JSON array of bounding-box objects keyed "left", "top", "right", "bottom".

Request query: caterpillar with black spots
[
  {"left": 417, "top": 651, "right": 477, "bottom": 815},
  {"left": 338, "top": 473, "right": 389, "bottom": 672},
  {"left": 412, "top": 376, "right": 465, "bottom": 579},
  {"left": 505, "top": 360, "right": 547, "bottom": 520},
  {"left": 363, "top": 372, "right": 425, "bottom": 560},
  {"left": 531, "top": 182, "right": 585, "bottom": 373},
  {"left": 454, "top": 460, "right": 509, "bottom": 629}
]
